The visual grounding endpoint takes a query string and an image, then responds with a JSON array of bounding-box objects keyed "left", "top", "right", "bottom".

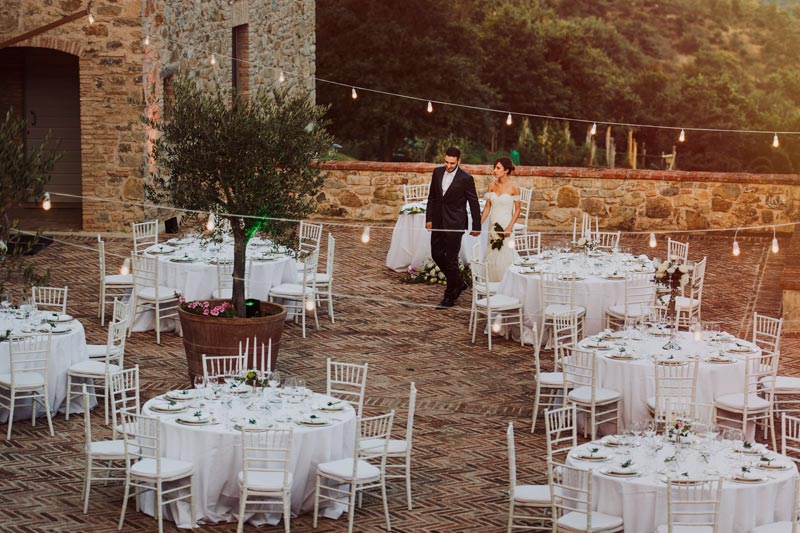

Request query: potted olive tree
[{"left": 145, "top": 77, "right": 333, "bottom": 380}]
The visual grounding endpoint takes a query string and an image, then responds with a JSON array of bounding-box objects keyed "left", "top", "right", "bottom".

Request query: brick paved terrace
[{"left": 0, "top": 225, "right": 797, "bottom": 532}]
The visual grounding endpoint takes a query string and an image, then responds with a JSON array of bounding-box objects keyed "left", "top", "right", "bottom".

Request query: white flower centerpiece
[
  {"left": 654, "top": 259, "right": 691, "bottom": 349},
  {"left": 667, "top": 416, "right": 693, "bottom": 443},
  {"left": 575, "top": 237, "right": 596, "bottom": 255}
]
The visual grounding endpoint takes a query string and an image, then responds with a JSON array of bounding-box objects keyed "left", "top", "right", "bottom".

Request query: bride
[{"left": 480, "top": 157, "right": 521, "bottom": 282}]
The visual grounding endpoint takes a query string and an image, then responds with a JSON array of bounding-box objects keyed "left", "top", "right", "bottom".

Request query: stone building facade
[{"left": 0, "top": 0, "right": 315, "bottom": 231}]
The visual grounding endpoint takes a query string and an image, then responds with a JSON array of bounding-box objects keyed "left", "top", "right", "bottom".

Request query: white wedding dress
[{"left": 485, "top": 192, "right": 519, "bottom": 282}]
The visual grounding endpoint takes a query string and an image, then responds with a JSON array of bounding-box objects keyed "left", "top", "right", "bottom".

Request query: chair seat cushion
[
  {"left": 269, "top": 283, "right": 314, "bottom": 298},
  {"left": 317, "top": 458, "right": 380, "bottom": 481},
  {"left": 771, "top": 376, "right": 800, "bottom": 393},
  {"left": 607, "top": 304, "right": 649, "bottom": 318},
  {"left": 136, "top": 286, "right": 180, "bottom": 301},
  {"left": 238, "top": 470, "right": 293, "bottom": 491},
  {"left": 656, "top": 525, "right": 713, "bottom": 533},
  {"left": 544, "top": 304, "right": 586, "bottom": 317},
  {"left": 475, "top": 294, "right": 520, "bottom": 308},
  {"left": 568, "top": 386, "right": 621, "bottom": 404},
  {"left": 298, "top": 272, "right": 331, "bottom": 284},
  {"left": 474, "top": 281, "right": 501, "bottom": 295},
  {"left": 538, "top": 372, "right": 564, "bottom": 386},
  {"left": 558, "top": 510, "right": 623, "bottom": 532},
  {"left": 86, "top": 344, "right": 123, "bottom": 359},
  {"left": 89, "top": 439, "right": 127, "bottom": 459},
  {"left": 105, "top": 274, "right": 133, "bottom": 285},
  {"left": 69, "top": 360, "right": 121, "bottom": 376},
  {"left": 0, "top": 372, "right": 45, "bottom": 388},
  {"left": 130, "top": 458, "right": 193, "bottom": 479},
  {"left": 715, "top": 393, "right": 770, "bottom": 411},
  {"left": 359, "top": 437, "right": 408, "bottom": 456},
  {"left": 749, "top": 521, "right": 793, "bottom": 533},
  {"left": 514, "top": 484, "right": 551, "bottom": 504}
]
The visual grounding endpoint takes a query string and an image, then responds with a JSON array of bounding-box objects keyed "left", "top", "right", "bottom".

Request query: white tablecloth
[
  {"left": 132, "top": 237, "right": 297, "bottom": 332},
  {"left": 566, "top": 438, "right": 797, "bottom": 532},
  {"left": 0, "top": 312, "right": 89, "bottom": 422},
  {"left": 385, "top": 211, "right": 488, "bottom": 273},
  {"left": 142, "top": 391, "right": 356, "bottom": 528},
  {"left": 497, "top": 251, "right": 653, "bottom": 341},
  {"left": 578, "top": 330, "right": 756, "bottom": 432}
]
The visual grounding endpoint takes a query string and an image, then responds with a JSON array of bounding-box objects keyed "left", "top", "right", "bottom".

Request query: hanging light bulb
[
  {"left": 305, "top": 297, "right": 315, "bottom": 312},
  {"left": 278, "top": 70, "right": 285, "bottom": 84},
  {"left": 590, "top": 123, "right": 597, "bottom": 136},
  {"left": 42, "top": 192, "right": 51, "bottom": 211},
  {"left": 491, "top": 316, "right": 503, "bottom": 333},
  {"left": 679, "top": 129, "right": 686, "bottom": 142},
  {"left": 120, "top": 257, "right": 131, "bottom": 276},
  {"left": 772, "top": 227, "right": 779, "bottom": 253},
  {"left": 206, "top": 211, "right": 216, "bottom": 231},
  {"left": 144, "top": 34, "right": 150, "bottom": 46},
  {"left": 649, "top": 232, "right": 657, "bottom": 248},
  {"left": 732, "top": 229, "right": 740, "bottom": 256},
  {"left": 506, "top": 113, "right": 513, "bottom": 126},
  {"left": 427, "top": 101, "right": 433, "bottom": 113},
  {"left": 88, "top": 12, "right": 95, "bottom": 24},
  {"left": 351, "top": 87, "right": 358, "bottom": 99},
  {"left": 773, "top": 133, "right": 780, "bottom": 148},
  {"left": 210, "top": 53, "right": 216, "bottom": 65},
  {"left": 361, "top": 226, "right": 371, "bottom": 244}
]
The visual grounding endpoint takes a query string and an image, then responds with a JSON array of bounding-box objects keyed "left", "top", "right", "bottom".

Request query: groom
[{"left": 425, "top": 146, "right": 481, "bottom": 309}]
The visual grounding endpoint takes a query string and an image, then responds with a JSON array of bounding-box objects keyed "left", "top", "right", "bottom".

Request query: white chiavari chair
[
  {"left": 298, "top": 220, "right": 323, "bottom": 255},
  {"left": 531, "top": 321, "right": 567, "bottom": 433},
  {"left": 515, "top": 232, "right": 541, "bottom": 258},
  {"left": 270, "top": 249, "right": 319, "bottom": 338},
  {"left": 110, "top": 365, "right": 140, "bottom": 440},
  {"left": 715, "top": 351, "right": 779, "bottom": 450},
  {"left": 66, "top": 319, "right": 127, "bottom": 425},
  {"left": 605, "top": 271, "right": 656, "bottom": 330},
  {"left": 512, "top": 187, "right": 532, "bottom": 234},
  {"left": 212, "top": 258, "right": 253, "bottom": 299},
  {"left": 782, "top": 413, "right": 800, "bottom": 466},
  {"left": 403, "top": 183, "right": 430, "bottom": 204},
  {"left": 545, "top": 405, "right": 577, "bottom": 461},
  {"left": 303, "top": 233, "right": 336, "bottom": 323},
  {"left": 646, "top": 359, "right": 699, "bottom": 426},
  {"left": 540, "top": 273, "right": 586, "bottom": 348},
  {"left": 237, "top": 428, "right": 293, "bottom": 533},
  {"left": 562, "top": 346, "right": 621, "bottom": 440},
  {"left": 506, "top": 422, "right": 552, "bottom": 532},
  {"left": 753, "top": 312, "right": 783, "bottom": 356},
  {"left": 128, "top": 253, "right": 181, "bottom": 344},
  {"left": 202, "top": 353, "right": 245, "bottom": 383},
  {"left": 118, "top": 411, "right": 195, "bottom": 533},
  {"left": 594, "top": 231, "right": 620, "bottom": 251},
  {"left": 469, "top": 252, "right": 501, "bottom": 334},
  {"left": 548, "top": 460, "right": 623, "bottom": 532},
  {"left": 88, "top": 298, "right": 129, "bottom": 360},
  {"left": 131, "top": 220, "right": 158, "bottom": 255},
  {"left": 80, "top": 384, "right": 125, "bottom": 514},
  {"left": 0, "top": 333, "right": 53, "bottom": 440},
  {"left": 31, "top": 285, "right": 68, "bottom": 314},
  {"left": 97, "top": 236, "right": 133, "bottom": 325},
  {"left": 667, "top": 238, "right": 690, "bottom": 264},
  {"left": 656, "top": 477, "right": 722, "bottom": 533},
  {"left": 470, "top": 258, "right": 523, "bottom": 351},
  {"left": 314, "top": 412, "right": 394, "bottom": 533},
  {"left": 327, "top": 358, "right": 368, "bottom": 417},
  {"left": 749, "top": 474, "right": 800, "bottom": 533}
]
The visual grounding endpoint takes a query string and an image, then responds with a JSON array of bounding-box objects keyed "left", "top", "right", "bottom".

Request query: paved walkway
[{"left": 0, "top": 226, "right": 796, "bottom": 532}]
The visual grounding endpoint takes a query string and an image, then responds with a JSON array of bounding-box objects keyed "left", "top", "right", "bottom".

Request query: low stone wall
[{"left": 318, "top": 162, "right": 800, "bottom": 233}]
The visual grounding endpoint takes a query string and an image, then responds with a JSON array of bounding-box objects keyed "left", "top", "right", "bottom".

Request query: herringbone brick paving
[{"left": 0, "top": 225, "right": 797, "bottom": 533}]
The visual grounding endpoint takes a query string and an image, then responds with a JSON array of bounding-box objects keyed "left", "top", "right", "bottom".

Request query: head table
[
  {"left": 0, "top": 309, "right": 90, "bottom": 422},
  {"left": 565, "top": 435, "right": 797, "bottom": 532},
  {"left": 497, "top": 250, "right": 654, "bottom": 343},
  {"left": 132, "top": 236, "right": 297, "bottom": 333},
  {"left": 141, "top": 385, "right": 356, "bottom": 528}
]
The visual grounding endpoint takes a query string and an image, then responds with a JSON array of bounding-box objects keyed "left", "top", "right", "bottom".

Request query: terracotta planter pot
[{"left": 178, "top": 300, "right": 287, "bottom": 384}]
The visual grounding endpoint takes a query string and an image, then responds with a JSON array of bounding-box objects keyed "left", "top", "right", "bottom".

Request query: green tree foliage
[
  {"left": 317, "top": 0, "right": 800, "bottom": 172},
  {"left": 146, "top": 78, "right": 334, "bottom": 316}
]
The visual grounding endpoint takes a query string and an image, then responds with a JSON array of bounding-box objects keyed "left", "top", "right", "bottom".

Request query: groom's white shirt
[{"left": 441, "top": 167, "right": 457, "bottom": 195}]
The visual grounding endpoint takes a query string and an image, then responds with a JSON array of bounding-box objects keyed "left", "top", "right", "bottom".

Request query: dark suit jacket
[{"left": 425, "top": 166, "right": 481, "bottom": 231}]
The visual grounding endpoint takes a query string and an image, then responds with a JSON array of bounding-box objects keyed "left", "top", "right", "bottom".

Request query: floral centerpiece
[
  {"left": 654, "top": 260, "right": 690, "bottom": 319},
  {"left": 400, "top": 259, "right": 472, "bottom": 287},
  {"left": 667, "top": 416, "right": 692, "bottom": 441},
  {"left": 575, "top": 237, "right": 596, "bottom": 254},
  {"left": 400, "top": 205, "right": 426, "bottom": 215},
  {"left": 179, "top": 298, "right": 235, "bottom": 318},
  {"left": 240, "top": 369, "right": 267, "bottom": 388}
]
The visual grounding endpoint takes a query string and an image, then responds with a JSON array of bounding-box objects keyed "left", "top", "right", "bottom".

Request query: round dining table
[
  {"left": 141, "top": 387, "right": 356, "bottom": 528},
  {"left": 497, "top": 250, "right": 654, "bottom": 342},
  {"left": 565, "top": 436, "right": 797, "bottom": 532},
  {"left": 0, "top": 309, "right": 90, "bottom": 422},
  {"left": 577, "top": 329, "right": 757, "bottom": 432}
]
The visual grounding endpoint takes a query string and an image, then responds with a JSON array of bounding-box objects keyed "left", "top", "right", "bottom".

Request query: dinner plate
[
  {"left": 170, "top": 257, "right": 195, "bottom": 263},
  {"left": 727, "top": 344, "right": 756, "bottom": 353},
  {"left": 149, "top": 402, "right": 187, "bottom": 413},
  {"left": 603, "top": 274, "right": 625, "bottom": 280},
  {"left": 46, "top": 313, "right": 73, "bottom": 323},
  {"left": 165, "top": 389, "right": 197, "bottom": 401},
  {"left": 730, "top": 475, "right": 767, "bottom": 484},
  {"left": 756, "top": 462, "right": 791, "bottom": 470},
  {"left": 660, "top": 476, "right": 704, "bottom": 485},
  {"left": 736, "top": 445, "right": 767, "bottom": 455},
  {"left": 316, "top": 401, "right": 346, "bottom": 411},
  {"left": 226, "top": 384, "right": 253, "bottom": 395},
  {"left": 558, "top": 275, "right": 585, "bottom": 281},
  {"left": 147, "top": 245, "right": 175, "bottom": 254},
  {"left": 38, "top": 325, "right": 72, "bottom": 334},
  {"left": 176, "top": 413, "right": 212, "bottom": 424},
  {"left": 655, "top": 359, "right": 686, "bottom": 366},
  {"left": 607, "top": 354, "right": 637, "bottom": 360},
  {"left": 583, "top": 340, "right": 614, "bottom": 349},
  {"left": 601, "top": 468, "right": 640, "bottom": 477},
  {"left": 176, "top": 418, "right": 215, "bottom": 426},
  {"left": 234, "top": 420, "right": 274, "bottom": 431},
  {"left": 296, "top": 415, "right": 330, "bottom": 426},
  {"left": 706, "top": 357, "right": 735, "bottom": 364},
  {"left": 254, "top": 257, "right": 278, "bottom": 262},
  {"left": 574, "top": 453, "right": 610, "bottom": 461}
]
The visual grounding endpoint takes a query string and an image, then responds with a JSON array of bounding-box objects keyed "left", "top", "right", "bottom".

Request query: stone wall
[{"left": 318, "top": 162, "right": 800, "bottom": 233}]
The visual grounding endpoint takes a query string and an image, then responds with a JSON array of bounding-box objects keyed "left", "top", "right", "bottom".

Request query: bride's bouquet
[{"left": 490, "top": 223, "right": 507, "bottom": 250}]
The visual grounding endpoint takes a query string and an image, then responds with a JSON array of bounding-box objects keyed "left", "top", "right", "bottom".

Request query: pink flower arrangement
[{"left": 180, "top": 299, "right": 236, "bottom": 318}]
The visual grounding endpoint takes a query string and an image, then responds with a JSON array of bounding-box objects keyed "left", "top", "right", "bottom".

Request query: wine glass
[
  {"left": 194, "top": 375, "right": 206, "bottom": 398},
  {"left": 268, "top": 371, "right": 282, "bottom": 391},
  {"left": 0, "top": 291, "right": 11, "bottom": 314}
]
